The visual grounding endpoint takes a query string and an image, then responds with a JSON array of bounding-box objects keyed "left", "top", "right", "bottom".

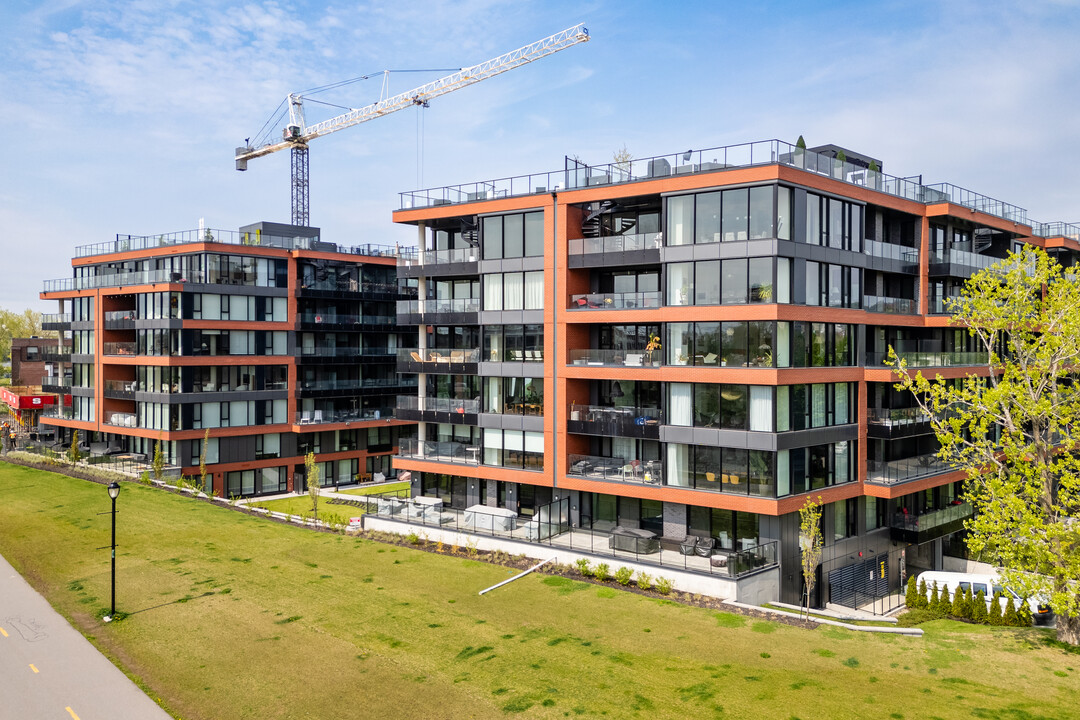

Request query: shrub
[
  {"left": 140, "top": 470, "right": 152, "bottom": 485},
  {"left": 1003, "top": 596, "right": 1019, "bottom": 626},
  {"left": 972, "top": 590, "right": 989, "bottom": 624},
  {"left": 938, "top": 585, "right": 952, "bottom": 615},
  {"left": 929, "top": 581, "right": 940, "bottom": 611},
  {"left": 406, "top": 531, "right": 420, "bottom": 545},
  {"left": 593, "top": 563, "right": 610, "bottom": 581},
  {"left": 1017, "top": 601, "right": 1033, "bottom": 627},
  {"left": 989, "top": 592, "right": 1003, "bottom": 626},
  {"left": 905, "top": 576, "right": 917, "bottom": 608},
  {"left": 963, "top": 586, "right": 975, "bottom": 620},
  {"left": 614, "top": 567, "right": 633, "bottom": 586},
  {"left": 655, "top": 577, "right": 673, "bottom": 595},
  {"left": 574, "top": 558, "right": 592, "bottom": 577},
  {"left": 917, "top": 579, "right": 929, "bottom": 609},
  {"left": 636, "top": 572, "right": 653, "bottom": 591},
  {"left": 951, "top": 584, "right": 967, "bottom": 618}
]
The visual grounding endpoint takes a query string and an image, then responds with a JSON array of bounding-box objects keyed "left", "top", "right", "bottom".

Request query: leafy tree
[
  {"left": 68, "top": 430, "right": 81, "bottom": 465},
  {"left": 917, "top": 579, "right": 929, "bottom": 609},
  {"left": 868, "top": 160, "right": 879, "bottom": 173},
  {"left": 152, "top": 437, "right": 164, "bottom": 481},
  {"left": 798, "top": 496, "right": 823, "bottom": 618},
  {"left": 305, "top": 452, "right": 320, "bottom": 523},
  {"left": 0, "top": 308, "right": 49, "bottom": 364},
  {"left": 612, "top": 144, "right": 633, "bottom": 175},
  {"left": 836, "top": 150, "right": 847, "bottom": 163},
  {"left": 795, "top": 135, "right": 807, "bottom": 150},
  {"left": 892, "top": 246, "right": 1080, "bottom": 645},
  {"left": 905, "top": 575, "right": 917, "bottom": 608}
]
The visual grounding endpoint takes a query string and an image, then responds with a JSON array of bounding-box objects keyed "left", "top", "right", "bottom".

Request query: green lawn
[
  {"left": 1, "top": 461, "right": 1078, "bottom": 720},
  {"left": 338, "top": 480, "right": 408, "bottom": 496}
]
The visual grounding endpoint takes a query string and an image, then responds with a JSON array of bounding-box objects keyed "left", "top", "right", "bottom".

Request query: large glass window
[
  {"left": 667, "top": 263, "right": 694, "bottom": 306},
  {"left": 748, "top": 258, "right": 772, "bottom": 303},
  {"left": 695, "top": 260, "right": 720, "bottom": 305},
  {"left": 721, "top": 188, "right": 748, "bottom": 241},
  {"left": 722, "top": 259, "right": 748, "bottom": 305},
  {"left": 695, "top": 192, "right": 721, "bottom": 244},
  {"left": 524, "top": 212, "right": 544, "bottom": 257},
  {"left": 668, "top": 195, "right": 694, "bottom": 246},
  {"left": 748, "top": 186, "right": 773, "bottom": 239}
]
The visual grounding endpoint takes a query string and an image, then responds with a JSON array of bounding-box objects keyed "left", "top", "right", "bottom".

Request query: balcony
[
  {"left": 569, "top": 291, "right": 662, "bottom": 310},
  {"left": 397, "top": 348, "right": 480, "bottom": 373},
  {"left": 104, "top": 412, "right": 139, "bottom": 429},
  {"left": 41, "top": 313, "right": 72, "bottom": 330},
  {"left": 103, "top": 379, "right": 136, "bottom": 400},
  {"left": 296, "top": 346, "right": 396, "bottom": 360},
  {"left": 41, "top": 378, "right": 72, "bottom": 395},
  {"left": 567, "top": 404, "right": 662, "bottom": 439},
  {"left": 929, "top": 248, "right": 1000, "bottom": 278},
  {"left": 396, "top": 247, "right": 479, "bottom": 278},
  {"left": 396, "top": 298, "right": 480, "bottom": 323},
  {"left": 568, "top": 233, "right": 662, "bottom": 268},
  {"left": 567, "top": 454, "right": 662, "bottom": 485},
  {"left": 863, "top": 295, "right": 918, "bottom": 315},
  {"left": 296, "top": 281, "right": 401, "bottom": 299},
  {"left": 866, "top": 452, "right": 956, "bottom": 485},
  {"left": 294, "top": 407, "right": 393, "bottom": 425},
  {"left": 867, "top": 407, "right": 932, "bottom": 439},
  {"left": 928, "top": 296, "right": 962, "bottom": 315},
  {"left": 568, "top": 349, "right": 662, "bottom": 368},
  {"left": 41, "top": 406, "right": 74, "bottom": 420},
  {"left": 866, "top": 351, "right": 984, "bottom": 369},
  {"left": 864, "top": 240, "right": 919, "bottom": 274},
  {"left": 297, "top": 312, "right": 398, "bottom": 329},
  {"left": 890, "top": 502, "right": 973, "bottom": 544},
  {"left": 43, "top": 268, "right": 208, "bottom": 293},
  {"left": 296, "top": 377, "right": 414, "bottom": 397},
  {"left": 103, "top": 342, "right": 137, "bottom": 357},
  {"left": 398, "top": 438, "right": 479, "bottom": 466},
  {"left": 44, "top": 349, "right": 73, "bottom": 363},
  {"left": 104, "top": 310, "right": 135, "bottom": 329}
]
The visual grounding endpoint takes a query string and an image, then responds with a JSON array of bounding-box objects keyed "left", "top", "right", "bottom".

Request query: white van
[{"left": 915, "top": 570, "right": 1053, "bottom": 625}]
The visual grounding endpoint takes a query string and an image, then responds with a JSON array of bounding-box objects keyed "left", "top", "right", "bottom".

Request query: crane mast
[{"left": 236, "top": 23, "right": 590, "bottom": 226}]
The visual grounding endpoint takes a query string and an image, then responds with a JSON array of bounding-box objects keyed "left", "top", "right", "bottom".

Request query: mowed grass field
[{"left": 1, "top": 462, "right": 1078, "bottom": 720}]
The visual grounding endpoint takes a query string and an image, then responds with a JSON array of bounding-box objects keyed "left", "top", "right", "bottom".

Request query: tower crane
[{"left": 235, "top": 23, "right": 590, "bottom": 226}]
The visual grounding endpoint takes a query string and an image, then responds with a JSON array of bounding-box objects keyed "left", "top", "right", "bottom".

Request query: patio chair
[
  {"left": 695, "top": 537, "right": 716, "bottom": 557},
  {"left": 679, "top": 536, "right": 698, "bottom": 555}
]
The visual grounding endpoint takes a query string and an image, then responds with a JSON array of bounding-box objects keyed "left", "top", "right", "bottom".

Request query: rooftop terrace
[{"left": 399, "top": 138, "right": 1075, "bottom": 234}]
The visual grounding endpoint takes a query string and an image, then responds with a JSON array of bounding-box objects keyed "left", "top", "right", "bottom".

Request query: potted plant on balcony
[
  {"left": 645, "top": 334, "right": 662, "bottom": 366},
  {"left": 833, "top": 150, "right": 846, "bottom": 179},
  {"left": 794, "top": 135, "right": 806, "bottom": 169},
  {"left": 867, "top": 159, "right": 881, "bottom": 190}
]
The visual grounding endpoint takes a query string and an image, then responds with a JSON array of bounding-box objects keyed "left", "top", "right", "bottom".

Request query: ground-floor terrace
[{"left": 376, "top": 470, "right": 972, "bottom": 613}]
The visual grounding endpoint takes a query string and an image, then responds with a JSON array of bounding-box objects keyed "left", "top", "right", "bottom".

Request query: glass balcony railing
[
  {"left": 891, "top": 502, "right": 973, "bottom": 533},
  {"left": 43, "top": 269, "right": 209, "bottom": 293},
  {"left": 1035, "top": 222, "right": 1080, "bottom": 241},
  {"left": 863, "top": 295, "right": 918, "bottom": 315},
  {"left": 396, "top": 396, "right": 481, "bottom": 414},
  {"left": 294, "top": 407, "right": 393, "bottom": 424},
  {"left": 296, "top": 346, "right": 395, "bottom": 358},
  {"left": 41, "top": 313, "right": 72, "bottom": 326},
  {"left": 569, "top": 404, "right": 663, "bottom": 433},
  {"left": 41, "top": 406, "right": 74, "bottom": 420},
  {"left": 396, "top": 298, "right": 481, "bottom": 315},
  {"left": 297, "top": 378, "right": 404, "bottom": 392},
  {"left": 398, "top": 438, "right": 479, "bottom": 465},
  {"left": 568, "top": 232, "right": 663, "bottom": 255},
  {"left": 866, "top": 351, "right": 984, "bottom": 368},
  {"left": 567, "top": 454, "right": 663, "bottom": 485},
  {"left": 864, "top": 239, "right": 919, "bottom": 264},
  {"left": 930, "top": 248, "right": 999, "bottom": 272},
  {"left": 867, "top": 407, "right": 930, "bottom": 426},
  {"left": 866, "top": 453, "right": 956, "bottom": 485},
  {"left": 103, "top": 342, "right": 137, "bottom": 356},
  {"left": 398, "top": 247, "right": 479, "bottom": 267},
  {"left": 568, "top": 349, "right": 662, "bottom": 367},
  {"left": 104, "top": 412, "right": 139, "bottom": 428},
  {"left": 396, "top": 348, "right": 481, "bottom": 364},
  {"left": 569, "top": 292, "right": 662, "bottom": 310}
]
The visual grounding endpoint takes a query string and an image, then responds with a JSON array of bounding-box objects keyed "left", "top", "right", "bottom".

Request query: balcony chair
[
  {"left": 703, "top": 353, "right": 718, "bottom": 365},
  {"left": 679, "top": 536, "right": 698, "bottom": 555},
  {"left": 695, "top": 537, "right": 716, "bottom": 557}
]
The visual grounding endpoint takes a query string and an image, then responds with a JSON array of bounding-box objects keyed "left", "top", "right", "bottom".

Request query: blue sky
[{"left": 4, "top": 0, "right": 1079, "bottom": 311}]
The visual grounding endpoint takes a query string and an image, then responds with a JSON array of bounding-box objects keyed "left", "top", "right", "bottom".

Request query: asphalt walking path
[{"left": 0, "top": 552, "right": 172, "bottom": 720}]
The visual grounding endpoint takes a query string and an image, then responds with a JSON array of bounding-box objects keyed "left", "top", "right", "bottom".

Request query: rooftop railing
[
  {"left": 43, "top": 269, "right": 209, "bottom": 293},
  {"left": 73, "top": 228, "right": 407, "bottom": 260},
  {"left": 1035, "top": 222, "right": 1080, "bottom": 241},
  {"left": 399, "top": 138, "right": 1032, "bottom": 227}
]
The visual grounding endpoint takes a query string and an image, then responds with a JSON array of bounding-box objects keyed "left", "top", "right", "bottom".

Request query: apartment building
[
  {"left": 10, "top": 338, "right": 50, "bottom": 387},
  {"left": 390, "top": 140, "right": 1080, "bottom": 608},
  {"left": 39, "top": 221, "right": 417, "bottom": 498}
]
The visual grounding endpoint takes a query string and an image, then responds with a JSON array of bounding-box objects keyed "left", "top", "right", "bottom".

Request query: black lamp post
[{"left": 104, "top": 481, "right": 120, "bottom": 622}]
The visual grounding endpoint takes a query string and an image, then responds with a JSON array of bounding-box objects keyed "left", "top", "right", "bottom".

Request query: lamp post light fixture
[{"left": 104, "top": 481, "right": 120, "bottom": 622}]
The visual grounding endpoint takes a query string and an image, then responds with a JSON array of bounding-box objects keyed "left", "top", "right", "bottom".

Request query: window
[
  {"left": 695, "top": 192, "right": 721, "bottom": 244},
  {"left": 695, "top": 260, "right": 720, "bottom": 305},
  {"left": 721, "top": 259, "right": 748, "bottom": 305},
  {"left": 667, "top": 195, "right": 694, "bottom": 246},
  {"left": 748, "top": 258, "right": 772, "bottom": 303},
  {"left": 721, "top": 188, "right": 748, "bottom": 241},
  {"left": 748, "top": 186, "right": 773, "bottom": 240}
]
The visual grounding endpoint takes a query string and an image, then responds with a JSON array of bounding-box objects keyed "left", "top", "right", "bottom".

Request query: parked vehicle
[{"left": 915, "top": 570, "right": 1053, "bottom": 625}]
